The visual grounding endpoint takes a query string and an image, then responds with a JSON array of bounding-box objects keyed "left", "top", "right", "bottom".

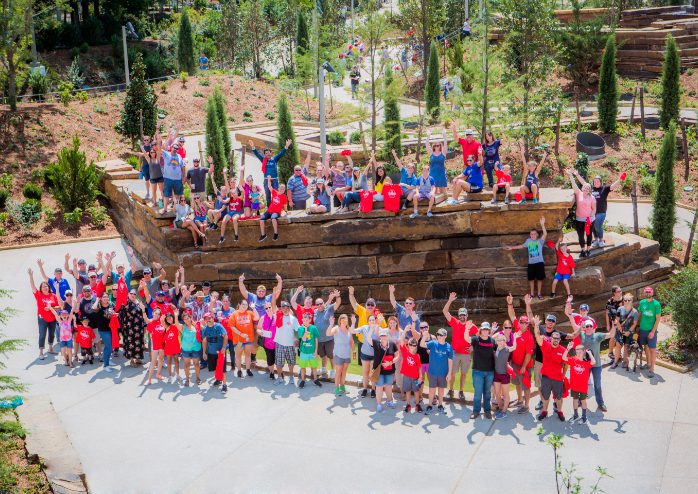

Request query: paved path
[
  {"left": 605, "top": 201, "right": 695, "bottom": 241},
  {"left": 2, "top": 239, "right": 698, "bottom": 493}
]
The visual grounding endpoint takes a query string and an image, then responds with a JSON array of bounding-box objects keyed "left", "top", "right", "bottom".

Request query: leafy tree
[
  {"left": 211, "top": 86, "right": 232, "bottom": 164},
  {"left": 205, "top": 97, "right": 227, "bottom": 188},
  {"left": 276, "top": 93, "right": 299, "bottom": 184},
  {"left": 383, "top": 65, "right": 402, "bottom": 173},
  {"left": 296, "top": 10, "right": 309, "bottom": 56},
  {"left": 49, "top": 136, "right": 103, "bottom": 212},
  {"left": 651, "top": 121, "right": 677, "bottom": 254},
  {"left": 239, "top": 0, "right": 272, "bottom": 78},
  {"left": 177, "top": 8, "right": 196, "bottom": 74},
  {"left": 444, "top": 0, "right": 466, "bottom": 37},
  {"left": 597, "top": 35, "right": 618, "bottom": 133},
  {"left": 659, "top": 34, "right": 681, "bottom": 130},
  {"left": 661, "top": 265, "right": 698, "bottom": 347},
  {"left": 398, "top": 0, "right": 446, "bottom": 78},
  {"left": 447, "top": 40, "right": 464, "bottom": 74},
  {"left": 118, "top": 52, "right": 158, "bottom": 144},
  {"left": 0, "top": 286, "right": 25, "bottom": 400},
  {"left": 0, "top": 0, "right": 32, "bottom": 111},
  {"left": 425, "top": 40, "right": 440, "bottom": 121}
]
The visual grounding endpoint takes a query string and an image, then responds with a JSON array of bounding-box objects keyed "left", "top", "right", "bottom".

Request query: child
[
  {"left": 259, "top": 175, "right": 287, "bottom": 242},
  {"left": 297, "top": 313, "right": 321, "bottom": 388},
  {"left": 410, "top": 164, "right": 436, "bottom": 219},
  {"left": 219, "top": 185, "right": 244, "bottom": 243},
  {"left": 163, "top": 312, "right": 182, "bottom": 381},
  {"left": 48, "top": 306, "right": 75, "bottom": 367},
  {"left": 551, "top": 239, "right": 576, "bottom": 298},
  {"left": 563, "top": 342, "right": 595, "bottom": 424},
  {"left": 421, "top": 327, "right": 453, "bottom": 415},
  {"left": 519, "top": 142, "right": 548, "bottom": 204},
  {"left": 76, "top": 316, "right": 95, "bottom": 365},
  {"left": 398, "top": 332, "right": 422, "bottom": 413},
  {"left": 503, "top": 216, "right": 547, "bottom": 299},
  {"left": 493, "top": 332, "right": 518, "bottom": 419},
  {"left": 192, "top": 195, "right": 212, "bottom": 234},
  {"left": 491, "top": 164, "right": 512, "bottom": 205},
  {"left": 175, "top": 196, "right": 206, "bottom": 247},
  {"left": 145, "top": 308, "right": 166, "bottom": 385}
]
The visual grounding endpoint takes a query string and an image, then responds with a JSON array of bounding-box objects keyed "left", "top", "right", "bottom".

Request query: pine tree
[
  {"left": 177, "top": 9, "right": 196, "bottom": 75},
  {"left": 276, "top": 93, "right": 299, "bottom": 184},
  {"left": 0, "top": 287, "right": 25, "bottom": 401},
  {"left": 660, "top": 34, "right": 681, "bottom": 130},
  {"left": 211, "top": 86, "right": 232, "bottom": 165},
  {"left": 205, "top": 98, "right": 227, "bottom": 189},
  {"left": 425, "top": 40, "right": 440, "bottom": 122},
  {"left": 651, "top": 121, "right": 677, "bottom": 254},
  {"left": 383, "top": 65, "right": 402, "bottom": 174},
  {"left": 296, "top": 11, "right": 309, "bottom": 56},
  {"left": 597, "top": 36, "right": 618, "bottom": 133},
  {"left": 117, "top": 52, "right": 158, "bottom": 144}
]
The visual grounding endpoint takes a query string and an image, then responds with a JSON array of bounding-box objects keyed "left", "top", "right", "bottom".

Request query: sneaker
[
  {"left": 499, "top": 411, "right": 508, "bottom": 419},
  {"left": 409, "top": 212, "right": 418, "bottom": 219},
  {"left": 387, "top": 401, "right": 396, "bottom": 409},
  {"left": 360, "top": 389, "right": 368, "bottom": 398},
  {"left": 237, "top": 370, "right": 242, "bottom": 378},
  {"left": 377, "top": 404, "right": 383, "bottom": 412},
  {"left": 599, "top": 239, "right": 605, "bottom": 247},
  {"left": 259, "top": 234, "right": 267, "bottom": 242},
  {"left": 516, "top": 406, "right": 529, "bottom": 415},
  {"left": 104, "top": 367, "right": 114, "bottom": 372},
  {"left": 405, "top": 404, "right": 412, "bottom": 413},
  {"left": 313, "top": 379, "right": 322, "bottom": 387},
  {"left": 535, "top": 401, "right": 543, "bottom": 411},
  {"left": 221, "top": 384, "right": 228, "bottom": 393},
  {"left": 598, "top": 404, "right": 607, "bottom": 412},
  {"left": 532, "top": 198, "right": 538, "bottom": 204},
  {"left": 447, "top": 390, "right": 454, "bottom": 400},
  {"left": 518, "top": 199, "right": 527, "bottom": 204},
  {"left": 246, "top": 369, "right": 253, "bottom": 377},
  {"left": 275, "top": 377, "right": 284, "bottom": 385},
  {"left": 504, "top": 197, "right": 510, "bottom": 204},
  {"left": 213, "top": 380, "right": 222, "bottom": 386},
  {"left": 39, "top": 354, "right": 46, "bottom": 360},
  {"left": 299, "top": 380, "right": 306, "bottom": 389},
  {"left": 272, "top": 233, "right": 279, "bottom": 241},
  {"left": 427, "top": 210, "right": 433, "bottom": 217},
  {"left": 569, "top": 415, "right": 579, "bottom": 424},
  {"left": 329, "top": 369, "right": 336, "bottom": 379},
  {"left": 470, "top": 412, "right": 479, "bottom": 419},
  {"left": 458, "top": 391, "right": 465, "bottom": 401},
  {"left": 446, "top": 198, "right": 458, "bottom": 205},
  {"left": 437, "top": 404, "right": 445, "bottom": 414},
  {"left": 269, "top": 372, "right": 275, "bottom": 379},
  {"left": 491, "top": 198, "right": 498, "bottom": 205},
  {"left": 591, "top": 240, "right": 599, "bottom": 248},
  {"left": 536, "top": 411, "right": 548, "bottom": 421},
  {"left": 425, "top": 405, "right": 433, "bottom": 415},
  {"left": 581, "top": 416, "right": 588, "bottom": 425},
  {"left": 219, "top": 236, "right": 225, "bottom": 244},
  {"left": 648, "top": 370, "right": 655, "bottom": 378},
  {"left": 416, "top": 403, "right": 424, "bottom": 413},
  {"left": 484, "top": 411, "right": 492, "bottom": 420},
  {"left": 234, "top": 234, "right": 239, "bottom": 242},
  {"left": 493, "top": 411, "right": 502, "bottom": 419},
  {"left": 335, "top": 387, "right": 342, "bottom": 396},
  {"left": 341, "top": 385, "right": 348, "bottom": 395},
  {"left": 370, "top": 389, "right": 376, "bottom": 398},
  {"left": 610, "top": 361, "right": 618, "bottom": 369},
  {"left": 556, "top": 411, "right": 565, "bottom": 422}
]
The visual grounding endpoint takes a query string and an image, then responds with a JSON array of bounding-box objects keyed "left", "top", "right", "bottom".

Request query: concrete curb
[
  {"left": 16, "top": 395, "right": 88, "bottom": 494},
  {"left": 0, "top": 234, "right": 121, "bottom": 252},
  {"left": 656, "top": 358, "right": 696, "bottom": 374}
]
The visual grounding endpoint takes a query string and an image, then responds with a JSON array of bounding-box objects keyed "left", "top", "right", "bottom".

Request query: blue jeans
[
  {"left": 590, "top": 365, "right": 604, "bottom": 406},
  {"left": 99, "top": 331, "right": 112, "bottom": 368},
  {"left": 342, "top": 191, "right": 361, "bottom": 208},
  {"left": 37, "top": 318, "right": 57, "bottom": 349},
  {"left": 593, "top": 212, "right": 606, "bottom": 240},
  {"left": 472, "top": 369, "right": 494, "bottom": 413},
  {"left": 484, "top": 161, "right": 496, "bottom": 188}
]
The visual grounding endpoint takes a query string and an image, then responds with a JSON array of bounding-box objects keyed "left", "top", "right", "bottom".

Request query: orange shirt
[{"left": 227, "top": 310, "right": 257, "bottom": 345}]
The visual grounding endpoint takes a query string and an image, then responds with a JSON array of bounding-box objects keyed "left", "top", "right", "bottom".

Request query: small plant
[
  {"left": 69, "top": 46, "right": 79, "bottom": 60},
  {"left": 0, "top": 211, "right": 8, "bottom": 224},
  {"left": 604, "top": 156, "right": 620, "bottom": 171},
  {"left": 0, "top": 173, "right": 12, "bottom": 190},
  {"left": 126, "top": 156, "right": 139, "bottom": 170},
  {"left": 7, "top": 199, "right": 41, "bottom": 233},
  {"left": 22, "top": 183, "right": 42, "bottom": 200},
  {"left": 76, "top": 91, "right": 89, "bottom": 103},
  {"left": 326, "top": 130, "right": 345, "bottom": 145},
  {"left": 199, "top": 77, "right": 210, "bottom": 86},
  {"left": 68, "top": 57, "right": 85, "bottom": 88},
  {"left": 0, "top": 189, "right": 8, "bottom": 209},
  {"left": 63, "top": 207, "right": 83, "bottom": 225},
  {"left": 265, "top": 111, "right": 275, "bottom": 120},
  {"left": 180, "top": 71, "right": 189, "bottom": 87},
  {"left": 574, "top": 152, "right": 589, "bottom": 181},
  {"left": 57, "top": 81, "right": 74, "bottom": 106},
  {"left": 243, "top": 117, "right": 253, "bottom": 122},
  {"left": 243, "top": 110, "right": 252, "bottom": 118},
  {"left": 87, "top": 205, "right": 107, "bottom": 228},
  {"left": 93, "top": 105, "right": 107, "bottom": 114},
  {"left": 79, "top": 42, "right": 89, "bottom": 54},
  {"left": 350, "top": 130, "right": 362, "bottom": 144},
  {"left": 159, "top": 82, "right": 168, "bottom": 93},
  {"left": 193, "top": 91, "right": 204, "bottom": 98},
  {"left": 42, "top": 205, "right": 56, "bottom": 223},
  {"left": 639, "top": 175, "right": 656, "bottom": 196}
]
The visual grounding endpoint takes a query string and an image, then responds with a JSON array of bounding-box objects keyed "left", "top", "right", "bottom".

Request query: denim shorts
[
  {"left": 182, "top": 351, "right": 200, "bottom": 359},
  {"left": 163, "top": 178, "right": 184, "bottom": 197},
  {"left": 60, "top": 340, "right": 74, "bottom": 349},
  {"left": 377, "top": 373, "right": 394, "bottom": 387},
  {"left": 141, "top": 163, "right": 150, "bottom": 181},
  {"left": 638, "top": 330, "right": 658, "bottom": 349}
]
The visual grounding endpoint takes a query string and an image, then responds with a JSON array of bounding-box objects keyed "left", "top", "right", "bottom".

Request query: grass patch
[{"left": 0, "top": 412, "right": 49, "bottom": 494}]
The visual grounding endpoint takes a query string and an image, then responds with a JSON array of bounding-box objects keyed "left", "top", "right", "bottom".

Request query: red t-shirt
[
  {"left": 448, "top": 318, "right": 478, "bottom": 354},
  {"left": 495, "top": 170, "right": 512, "bottom": 187},
  {"left": 572, "top": 313, "right": 597, "bottom": 330},
  {"left": 540, "top": 340, "right": 566, "bottom": 381},
  {"left": 90, "top": 280, "right": 106, "bottom": 298},
  {"left": 295, "top": 306, "right": 315, "bottom": 325},
  {"left": 458, "top": 137, "right": 482, "bottom": 164},
  {"left": 34, "top": 290, "right": 59, "bottom": 321},
  {"left": 382, "top": 184, "right": 403, "bottom": 212},
  {"left": 555, "top": 250, "right": 576, "bottom": 275},
  {"left": 228, "top": 197, "right": 243, "bottom": 213},
  {"left": 176, "top": 146, "right": 186, "bottom": 159},
  {"left": 567, "top": 356, "right": 592, "bottom": 393},
  {"left": 76, "top": 326, "right": 95, "bottom": 348},
  {"left": 149, "top": 299, "right": 172, "bottom": 316},
  {"left": 359, "top": 190, "right": 377, "bottom": 213},
  {"left": 510, "top": 329, "right": 535, "bottom": 368},
  {"left": 164, "top": 325, "right": 182, "bottom": 355},
  {"left": 400, "top": 344, "right": 421, "bottom": 379},
  {"left": 147, "top": 321, "right": 167, "bottom": 351},
  {"left": 267, "top": 190, "right": 287, "bottom": 214}
]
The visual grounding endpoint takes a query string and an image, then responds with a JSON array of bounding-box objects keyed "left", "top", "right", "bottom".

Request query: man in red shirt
[
  {"left": 451, "top": 125, "right": 482, "bottom": 166},
  {"left": 506, "top": 293, "right": 536, "bottom": 414},
  {"left": 442, "top": 292, "right": 477, "bottom": 402},
  {"left": 259, "top": 176, "right": 287, "bottom": 241},
  {"left": 290, "top": 285, "right": 315, "bottom": 323},
  {"left": 533, "top": 315, "right": 566, "bottom": 422}
]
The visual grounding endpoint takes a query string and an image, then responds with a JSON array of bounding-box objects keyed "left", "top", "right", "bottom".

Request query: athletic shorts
[
  {"left": 194, "top": 216, "right": 207, "bottom": 223},
  {"left": 226, "top": 210, "right": 241, "bottom": 218},
  {"left": 510, "top": 362, "right": 532, "bottom": 388},
  {"left": 377, "top": 373, "right": 394, "bottom": 387},
  {"left": 428, "top": 373, "right": 447, "bottom": 388},
  {"left": 571, "top": 390, "right": 587, "bottom": 400},
  {"left": 261, "top": 212, "right": 280, "bottom": 221},
  {"left": 275, "top": 344, "right": 296, "bottom": 368},
  {"left": 163, "top": 178, "right": 184, "bottom": 197},
  {"left": 638, "top": 331, "right": 657, "bottom": 349},
  {"left": 206, "top": 352, "right": 226, "bottom": 373},
  {"left": 554, "top": 272, "right": 571, "bottom": 281},
  {"left": 540, "top": 376, "right": 563, "bottom": 401},
  {"left": 534, "top": 361, "right": 543, "bottom": 388},
  {"left": 615, "top": 332, "right": 634, "bottom": 345},
  {"left": 80, "top": 348, "right": 94, "bottom": 357},
  {"left": 298, "top": 356, "right": 319, "bottom": 369},
  {"left": 360, "top": 351, "right": 374, "bottom": 363},
  {"left": 150, "top": 176, "right": 164, "bottom": 184},
  {"left": 317, "top": 340, "right": 334, "bottom": 359},
  {"left": 333, "top": 356, "right": 351, "bottom": 366},
  {"left": 264, "top": 347, "right": 276, "bottom": 367},
  {"left": 528, "top": 262, "right": 546, "bottom": 281},
  {"left": 493, "top": 372, "right": 510, "bottom": 384},
  {"left": 417, "top": 192, "right": 431, "bottom": 201},
  {"left": 468, "top": 185, "right": 483, "bottom": 193},
  {"left": 452, "top": 353, "right": 471, "bottom": 375},
  {"left": 401, "top": 376, "right": 420, "bottom": 393}
]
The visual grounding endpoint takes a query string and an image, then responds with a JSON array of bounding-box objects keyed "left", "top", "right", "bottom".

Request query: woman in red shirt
[
  {"left": 145, "top": 308, "right": 166, "bottom": 385},
  {"left": 28, "top": 268, "right": 60, "bottom": 359},
  {"left": 163, "top": 311, "right": 182, "bottom": 380}
]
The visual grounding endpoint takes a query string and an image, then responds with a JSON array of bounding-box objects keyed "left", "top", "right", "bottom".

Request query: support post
[
  {"left": 629, "top": 85, "right": 637, "bottom": 124},
  {"left": 631, "top": 178, "right": 639, "bottom": 235},
  {"left": 680, "top": 118, "right": 689, "bottom": 181},
  {"left": 685, "top": 204, "right": 698, "bottom": 266},
  {"left": 639, "top": 85, "right": 645, "bottom": 139},
  {"left": 319, "top": 66, "right": 326, "bottom": 162},
  {"left": 122, "top": 25, "right": 130, "bottom": 86}
]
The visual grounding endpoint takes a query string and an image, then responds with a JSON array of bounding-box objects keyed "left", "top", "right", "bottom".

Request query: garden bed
[{"left": 0, "top": 411, "right": 50, "bottom": 494}]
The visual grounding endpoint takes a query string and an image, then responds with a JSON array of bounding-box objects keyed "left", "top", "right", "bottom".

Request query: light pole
[
  {"left": 122, "top": 25, "right": 130, "bottom": 86},
  {"left": 319, "top": 61, "right": 337, "bottom": 161}
]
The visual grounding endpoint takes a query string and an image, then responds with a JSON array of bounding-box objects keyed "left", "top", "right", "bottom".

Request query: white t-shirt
[{"left": 274, "top": 314, "right": 299, "bottom": 347}]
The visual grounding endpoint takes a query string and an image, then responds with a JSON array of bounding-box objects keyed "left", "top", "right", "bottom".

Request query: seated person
[
  {"left": 409, "top": 164, "right": 436, "bottom": 219},
  {"left": 491, "top": 164, "right": 512, "bottom": 205},
  {"left": 259, "top": 175, "right": 288, "bottom": 242},
  {"left": 308, "top": 178, "right": 331, "bottom": 214},
  {"left": 447, "top": 154, "right": 483, "bottom": 204}
]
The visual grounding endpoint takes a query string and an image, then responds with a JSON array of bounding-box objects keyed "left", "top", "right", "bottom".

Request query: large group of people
[{"left": 29, "top": 249, "right": 663, "bottom": 421}]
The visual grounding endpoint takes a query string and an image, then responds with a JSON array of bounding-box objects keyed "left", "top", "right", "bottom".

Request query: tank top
[
  {"left": 333, "top": 328, "right": 352, "bottom": 359},
  {"left": 148, "top": 156, "right": 163, "bottom": 180},
  {"left": 525, "top": 171, "right": 538, "bottom": 186},
  {"left": 181, "top": 325, "right": 201, "bottom": 352}
]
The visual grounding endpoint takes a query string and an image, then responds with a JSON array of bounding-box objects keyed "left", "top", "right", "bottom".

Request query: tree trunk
[
  {"left": 629, "top": 85, "right": 637, "bottom": 124},
  {"left": 70, "top": 0, "right": 79, "bottom": 24},
  {"left": 371, "top": 52, "right": 377, "bottom": 152},
  {"left": 681, "top": 118, "right": 689, "bottom": 181},
  {"left": 480, "top": 5, "right": 489, "bottom": 141},
  {"left": 631, "top": 178, "right": 639, "bottom": 235},
  {"left": 574, "top": 85, "right": 581, "bottom": 132},
  {"left": 421, "top": 0, "right": 428, "bottom": 84},
  {"left": 93, "top": 0, "right": 100, "bottom": 18},
  {"left": 684, "top": 204, "right": 698, "bottom": 266},
  {"left": 639, "top": 85, "right": 646, "bottom": 139},
  {"left": 81, "top": 0, "right": 89, "bottom": 21},
  {"left": 7, "top": 47, "right": 17, "bottom": 112}
]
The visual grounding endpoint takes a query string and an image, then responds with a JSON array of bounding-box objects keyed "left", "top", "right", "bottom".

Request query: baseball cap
[
  {"left": 193, "top": 157, "right": 200, "bottom": 162},
  {"left": 281, "top": 301, "right": 291, "bottom": 308},
  {"left": 202, "top": 281, "right": 212, "bottom": 288},
  {"left": 379, "top": 329, "right": 389, "bottom": 337},
  {"left": 88, "top": 264, "right": 96, "bottom": 270},
  {"left": 583, "top": 320, "right": 594, "bottom": 328},
  {"left": 458, "top": 308, "right": 468, "bottom": 316},
  {"left": 65, "top": 290, "right": 73, "bottom": 296},
  {"left": 156, "top": 290, "right": 166, "bottom": 296},
  {"left": 59, "top": 310, "right": 69, "bottom": 315},
  {"left": 580, "top": 304, "right": 590, "bottom": 311},
  {"left": 178, "top": 136, "right": 185, "bottom": 142},
  {"left": 480, "top": 322, "right": 491, "bottom": 330},
  {"left": 316, "top": 178, "right": 325, "bottom": 184},
  {"left": 116, "top": 262, "right": 125, "bottom": 268},
  {"left": 436, "top": 328, "right": 448, "bottom": 336},
  {"left": 546, "top": 314, "right": 557, "bottom": 322},
  {"left": 519, "top": 315, "right": 529, "bottom": 324},
  {"left": 143, "top": 267, "right": 152, "bottom": 274},
  {"left": 203, "top": 312, "right": 214, "bottom": 319},
  {"left": 77, "top": 259, "right": 87, "bottom": 264},
  {"left": 54, "top": 267, "right": 62, "bottom": 273},
  {"left": 465, "top": 129, "right": 474, "bottom": 135},
  {"left": 81, "top": 315, "right": 89, "bottom": 321},
  {"left": 365, "top": 298, "right": 376, "bottom": 306}
]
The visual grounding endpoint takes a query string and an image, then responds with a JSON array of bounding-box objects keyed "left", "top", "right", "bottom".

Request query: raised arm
[
  {"left": 347, "top": 286, "right": 359, "bottom": 311},
  {"left": 391, "top": 148, "right": 403, "bottom": 170},
  {"left": 540, "top": 216, "right": 547, "bottom": 243},
  {"left": 535, "top": 150, "right": 548, "bottom": 175},
  {"left": 506, "top": 293, "right": 516, "bottom": 323},
  {"left": 442, "top": 292, "right": 456, "bottom": 322},
  {"left": 290, "top": 285, "right": 303, "bottom": 310},
  {"left": 238, "top": 273, "right": 249, "bottom": 299},
  {"left": 532, "top": 316, "right": 543, "bottom": 346},
  {"left": 568, "top": 169, "right": 581, "bottom": 194},
  {"left": 36, "top": 259, "right": 49, "bottom": 283},
  {"left": 27, "top": 268, "right": 37, "bottom": 292},
  {"left": 127, "top": 246, "right": 138, "bottom": 274},
  {"left": 272, "top": 274, "right": 283, "bottom": 302},
  {"left": 388, "top": 284, "right": 398, "bottom": 310}
]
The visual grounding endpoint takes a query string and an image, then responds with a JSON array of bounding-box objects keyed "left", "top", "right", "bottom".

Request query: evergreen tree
[
  {"left": 205, "top": 98, "right": 227, "bottom": 189},
  {"left": 0, "top": 287, "right": 25, "bottom": 401},
  {"left": 383, "top": 65, "right": 402, "bottom": 173},
  {"left": 425, "top": 40, "right": 440, "bottom": 121},
  {"left": 212, "top": 86, "right": 232, "bottom": 165},
  {"left": 651, "top": 121, "right": 677, "bottom": 254},
  {"left": 177, "top": 8, "right": 196, "bottom": 74},
  {"left": 597, "top": 35, "right": 618, "bottom": 133},
  {"left": 296, "top": 11, "right": 309, "bottom": 56},
  {"left": 117, "top": 52, "right": 158, "bottom": 144},
  {"left": 660, "top": 34, "right": 681, "bottom": 130},
  {"left": 276, "top": 93, "right": 299, "bottom": 184}
]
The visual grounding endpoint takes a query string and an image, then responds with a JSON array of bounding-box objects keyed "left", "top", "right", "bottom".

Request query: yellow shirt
[
  {"left": 375, "top": 181, "right": 384, "bottom": 194},
  {"left": 354, "top": 304, "right": 387, "bottom": 342}
]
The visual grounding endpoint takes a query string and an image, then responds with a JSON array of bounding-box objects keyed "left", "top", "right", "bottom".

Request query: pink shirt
[
  {"left": 575, "top": 191, "right": 596, "bottom": 220},
  {"left": 261, "top": 315, "right": 277, "bottom": 350}
]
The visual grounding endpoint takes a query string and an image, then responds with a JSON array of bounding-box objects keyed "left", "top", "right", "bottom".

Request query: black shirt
[
  {"left": 91, "top": 304, "right": 113, "bottom": 332},
  {"left": 471, "top": 336, "right": 495, "bottom": 372},
  {"left": 373, "top": 341, "right": 398, "bottom": 375},
  {"left": 592, "top": 186, "right": 612, "bottom": 214}
]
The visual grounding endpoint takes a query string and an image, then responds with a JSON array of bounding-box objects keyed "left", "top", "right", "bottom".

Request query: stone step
[
  {"left": 106, "top": 169, "right": 140, "bottom": 180},
  {"left": 96, "top": 158, "right": 132, "bottom": 174}
]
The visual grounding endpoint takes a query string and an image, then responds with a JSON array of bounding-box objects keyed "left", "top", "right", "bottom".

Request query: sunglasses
[
  {"left": 408, "top": 343, "right": 418, "bottom": 347},
  {"left": 264, "top": 306, "right": 272, "bottom": 310},
  {"left": 623, "top": 298, "right": 632, "bottom": 302},
  {"left": 552, "top": 337, "right": 561, "bottom": 341},
  {"left": 89, "top": 275, "right": 97, "bottom": 279},
  {"left": 420, "top": 325, "right": 428, "bottom": 329},
  {"left": 366, "top": 303, "right": 375, "bottom": 307},
  {"left": 504, "top": 326, "right": 512, "bottom": 329}
]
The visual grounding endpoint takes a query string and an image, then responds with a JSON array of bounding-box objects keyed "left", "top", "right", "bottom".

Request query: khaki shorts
[
  {"left": 534, "top": 361, "right": 543, "bottom": 389},
  {"left": 452, "top": 353, "right": 472, "bottom": 375}
]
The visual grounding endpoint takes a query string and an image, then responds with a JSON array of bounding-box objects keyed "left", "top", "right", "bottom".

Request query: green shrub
[
  {"left": 76, "top": 91, "right": 88, "bottom": 103},
  {"left": 69, "top": 47, "right": 79, "bottom": 60},
  {"left": 22, "top": 183, "right": 42, "bottom": 200},
  {"left": 0, "top": 189, "right": 8, "bottom": 209},
  {"left": 87, "top": 205, "right": 107, "bottom": 229},
  {"left": 265, "top": 111, "right": 274, "bottom": 120},
  {"left": 28, "top": 71, "right": 50, "bottom": 100},
  {"left": 57, "top": 81, "right": 74, "bottom": 106},
  {"left": 63, "top": 207, "right": 83, "bottom": 225},
  {"left": 639, "top": 175, "right": 656, "bottom": 196},
  {"left": 243, "top": 110, "right": 252, "bottom": 117},
  {"left": 79, "top": 42, "right": 89, "bottom": 54},
  {"left": 126, "top": 156, "right": 140, "bottom": 169},
  {"left": 50, "top": 136, "right": 103, "bottom": 212},
  {"left": 199, "top": 77, "right": 210, "bottom": 87},
  {"left": 350, "top": 131, "right": 362, "bottom": 144},
  {"left": 660, "top": 265, "right": 698, "bottom": 347},
  {"left": 0, "top": 211, "right": 8, "bottom": 224},
  {"left": 7, "top": 199, "right": 41, "bottom": 232},
  {"left": 30, "top": 167, "right": 53, "bottom": 187},
  {"left": 326, "top": 130, "right": 345, "bottom": 145},
  {"left": 193, "top": 91, "right": 204, "bottom": 98},
  {"left": 0, "top": 174, "right": 11, "bottom": 190},
  {"left": 691, "top": 239, "right": 698, "bottom": 265},
  {"left": 243, "top": 117, "right": 253, "bottom": 122},
  {"left": 574, "top": 152, "right": 589, "bottom": 181},
  {"left": 604, "top": 156, "right": 620, "bottom": 171},
  {"left": 42, "top": 206, "right": 56, "bottom": 223}
]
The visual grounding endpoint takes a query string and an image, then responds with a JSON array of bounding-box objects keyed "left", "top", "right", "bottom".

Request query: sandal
[
  {"left": 196, "top": 378, "right": 202, "bottom": 385},
  {"left": 537, "top": 294, "right": 544, "bottom": 300}
]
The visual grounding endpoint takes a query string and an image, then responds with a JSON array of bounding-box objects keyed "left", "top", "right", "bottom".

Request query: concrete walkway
[
  {"left": 605, "top": 201, "right": 695, "bottom": 242},
  {"left": 2, "top": 239, "right": 698, "bottom": 494}
]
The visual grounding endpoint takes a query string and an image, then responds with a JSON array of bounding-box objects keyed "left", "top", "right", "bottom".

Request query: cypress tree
[
  {"left": 651, "top": 121, "right": 677, "bottom": 254},
  {"left": 177, "top": 9, "right": 196, "bottom": 75},
  {"left": 383, "top": 65, "right": 401, "bottom": 174},
  {"left": 276, "top": 93, "right": 300, "bottom": 184},
  {"left": 205, "top": 98, "right": 227, "bottom": 189},
  {"left": 659, "top": 34, "right": 681, "bottom": 130},
  {"left": 296, "top": 11, "right": 309, "bottom": 56},
  {"left": 597, "top": 35, "right": 617, "bottom": 133},
  {"left": 425, "top": 40, "right": 441, "bottom": 121},
  {"left": 212, "top": 86, "right": 232, "bottom": 167},
  {"left": 118, "top": 52, "right": 158, "bottom": 144}
]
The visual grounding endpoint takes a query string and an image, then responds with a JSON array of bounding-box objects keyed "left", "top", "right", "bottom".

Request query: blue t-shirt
[
  {"left": 395, "top": 303, "right": 420, "bottom": 330},
  {"left": 400, "top": 174, "right": 419, "bottom": 188},
  {"left": 314, "top": 306, "right": 336, "bottom": 343},
  {"left": 400, "top": 167, "right": 410, "bottom": 183},
  {"left": 426, "top": 340, "right": 453, "bottom": 377},
  {"left": 482, "top": 140, "right": 501, "bottom": 166},
  {"left": 247, "top": 293, "right": 272, "bottom": 317},
  {"left": 48, "top": 277, "right": 72, "bottom": 299},
  {"left": 110, "top": 270, "right": 133, "bottom": 288},
  {"left": 463, "top": 163, "right": 483, "bottom": 188},
  {"left": 253, "top": 148, "right": 286, "bottom": 181},
  {"left": 161, "top": 151, "right": 184, "bottom": 181},
  {"left": 417, "top": 176, "right": 435, "bottom": 196},
  {"left": 202, "top": 323, "right": 226, "bottom": 354}
]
